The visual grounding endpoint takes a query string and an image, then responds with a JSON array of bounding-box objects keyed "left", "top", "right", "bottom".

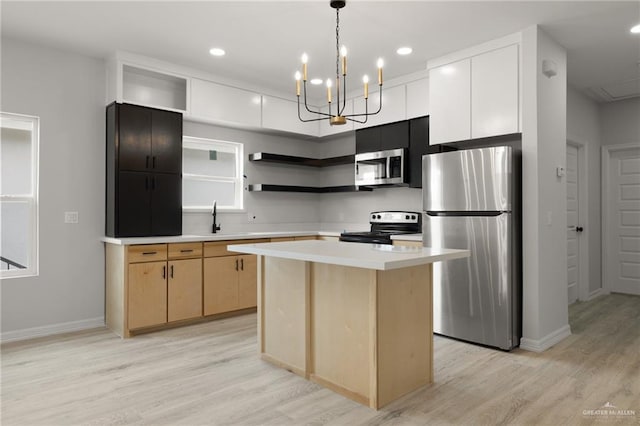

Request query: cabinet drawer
[
  {"left": 128, "top": 244, "right": 167, "bottom": 263},
  {"left": 168, "top": 242, "right": 203, "bottom": 259},
  {"left": 204, "top": 239, "right": 269, "bottom": 257}
]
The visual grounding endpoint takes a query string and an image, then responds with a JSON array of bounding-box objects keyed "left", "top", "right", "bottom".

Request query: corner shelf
[
  {"left": 249, "top": 152, "right": 354, "bottom": 167},
  {"left": 248, "top": 184, "right": 372, "bottom": 193}
]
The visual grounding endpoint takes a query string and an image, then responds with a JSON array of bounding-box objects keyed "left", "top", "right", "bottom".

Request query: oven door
[{"left": 355, "top": 149, "right": 405, "bottom": 186}]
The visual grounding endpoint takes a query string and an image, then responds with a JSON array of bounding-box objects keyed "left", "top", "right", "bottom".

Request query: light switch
[{"left": 64, "top": 211, "right": 79, "bottom": 224}]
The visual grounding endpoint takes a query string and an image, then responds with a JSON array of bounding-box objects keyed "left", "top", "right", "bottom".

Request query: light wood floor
[{"left": 2, "top": 293, "right": 639, "bottom": 425}]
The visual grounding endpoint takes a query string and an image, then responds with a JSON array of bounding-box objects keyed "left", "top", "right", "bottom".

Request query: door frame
[
  {"left": 601, "top": 143, "right": 639, "bottom": 295},
  {"left": 566, "top": 136, "right": 590, "bottom": 301}
]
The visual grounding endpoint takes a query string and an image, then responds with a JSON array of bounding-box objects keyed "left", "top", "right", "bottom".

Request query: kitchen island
[{"left": 228, "top": 240, "right": 469, "bottom": 409}]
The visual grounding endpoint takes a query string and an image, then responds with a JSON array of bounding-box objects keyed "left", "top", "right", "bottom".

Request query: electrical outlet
[
  {"left": 64, "top": 211, "right": 79, "bottom": 224},
  {"left": 247, "top": 212, "right": 257, "bottom": 223}
]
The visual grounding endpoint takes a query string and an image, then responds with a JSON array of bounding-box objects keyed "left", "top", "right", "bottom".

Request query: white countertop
[
  {"left": 101, "top": 231, "right": 341, "bottom": 245},
  {"left": 101, "top": 231, "right": 422, "bottom": 245},
  {"left": 228, "top": 240, "right": 469, "bottom": 271}
]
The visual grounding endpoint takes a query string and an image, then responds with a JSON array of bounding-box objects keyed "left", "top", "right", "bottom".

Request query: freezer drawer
[
  {"left": 423, "top": 146, "right": 512, "bottom": 212},
  {"left": 423, "top": 213, "right": 517, "bottom": 349}
]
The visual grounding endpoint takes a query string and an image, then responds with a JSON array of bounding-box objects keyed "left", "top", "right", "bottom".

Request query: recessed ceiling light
[
  {"left": 396, "top": 47, "right": 413, "bottom": 55},
  {"left": 209, "top": 47, "right": 226, "bottom": 57},
  {"left": 310, "top": 78, "right": 323, "bottom": 85},
  {"left": 631, "top": 24, "right": 640, "bottom": 34}
]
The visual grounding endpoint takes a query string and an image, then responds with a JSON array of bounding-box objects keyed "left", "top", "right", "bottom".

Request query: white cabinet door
[
  {"left": 471, "top": 44, "right": 519, "bottom": 138},
  {"left": 319, "top": 101, "right": 354, "bottom": 137},
  {"left": 190, "top": 78, "right": 262, "bottom": 127},
  {"left": 262, "top": 95, "right": 319, "bottom": 137},
  {"left": 406, "top": 78, "right": 430, "bottom": 119},
  {"left": 353, "top": 84, "right": 406, "bottom": 129},
  {"left": 429, "top": 59, "right": 471, "bottom": 144}
]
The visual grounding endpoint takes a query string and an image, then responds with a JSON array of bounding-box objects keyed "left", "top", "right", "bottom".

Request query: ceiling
[{"left": 2, "top": 1, "right": 639, "bottom": 102}]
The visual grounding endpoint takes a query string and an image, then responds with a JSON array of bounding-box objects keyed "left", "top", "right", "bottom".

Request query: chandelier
[{"left": 295, "top": 0, "right": 384, "bottom": 126}]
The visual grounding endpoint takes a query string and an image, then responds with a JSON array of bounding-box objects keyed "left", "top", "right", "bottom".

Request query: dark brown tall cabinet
[{"left": 106, "top": 102, "right": 182, "bottom": 237}]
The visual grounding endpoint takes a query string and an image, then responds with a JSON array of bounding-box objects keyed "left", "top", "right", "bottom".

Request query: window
[
  {"left": 1, "top": 112, "right": 39, "bottom": 278},
  {"left": 182, "top": 136, "right": 244, "bottom": 211}
]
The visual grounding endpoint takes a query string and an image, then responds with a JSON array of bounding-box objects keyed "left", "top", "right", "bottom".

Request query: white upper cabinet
[
  {"left": 353, "top": 84, "right": 407, "bottom": 129},
  {"left": 429, "top": 59, "right": 471, "bottom": 144},
  {"left": 190, "top": 78, "right": 262, "bottom": 128},
  {"left": 319, "top": 101, "right": 354, "bottom": 137},
  {"left": 262, "top": 95, "right": 319, "bottom": 137},
  {"left": 429, "top": 43, "right": 520, "bottom": 145},
  {"left": 406, "top": 78, "right": 430, "bottom": 119},
  {"left": 471, "top": 44, "right": 519, "bottom": 139}
]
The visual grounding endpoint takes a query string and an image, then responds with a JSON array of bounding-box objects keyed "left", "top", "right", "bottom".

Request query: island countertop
[{"left": 228, "top": 240, "right": 469, "bottom": 271}]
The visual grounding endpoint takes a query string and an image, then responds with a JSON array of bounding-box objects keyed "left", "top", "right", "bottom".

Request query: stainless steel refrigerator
[{"left": 422, "top": 146, "right": 521, "bottom": 350}]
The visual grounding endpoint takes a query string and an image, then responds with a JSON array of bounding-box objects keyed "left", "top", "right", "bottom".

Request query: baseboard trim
[
  {"left": 1, "top": 317, "right": 105, "bottom": 344},
  {"left": 520, "top": 324, "right": 571, "bottom": 353},
  {"left": 587, "top": 288, "right": 606, "bottom": 301}
]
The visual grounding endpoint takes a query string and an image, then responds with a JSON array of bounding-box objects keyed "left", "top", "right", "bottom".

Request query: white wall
[
  {"left": 567, "top": 87, "right": 602, "bottom": 296},
  {"left": 600, "top": 97, "right": 640, "bottom": 146},
  {"left": 520, "top": 26, "right": 570, "bottom": 351},
  {"left": 181, "top": 121, "right": 323, "bottom": 234},
  {"left": 1, "top": 38, "right": 106, "bottom": 338}
]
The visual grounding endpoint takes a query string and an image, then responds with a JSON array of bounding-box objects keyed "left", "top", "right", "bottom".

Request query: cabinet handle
[
  {"left": 151, "top": 176, "right": 156, "bottom": 190},
  {"left": 180, "top": 249, "right": 194, "bottom": 253},
  {"left": 142, "top": 251, "right": 157, "bottom": 255},
  {"left": 240, "top": 258, "right": 244, "bottom": 271},
  {"left": 170, "top": 265, "right": 174, "bottom": 278},
  {"left": 152, "top": 156, "right": 157, "bottom": 169},
  {"left": 235, "top": 259, "right": 239, "bottom": 271},
  {"left": 162, "top": 265, "right": 166, "bottom": 279},
  {"left": 146, "top": 155, "right": 150, "bottom": 169}
]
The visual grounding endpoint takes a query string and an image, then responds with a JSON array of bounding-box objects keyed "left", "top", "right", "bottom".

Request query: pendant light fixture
[{"left": 295, "top": 0, "right": 384, "bottom": 126}]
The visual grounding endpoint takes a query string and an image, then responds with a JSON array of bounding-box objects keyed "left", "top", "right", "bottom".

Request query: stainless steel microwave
[{"left": 355, "top": 148, "right": 406, "bottom": 186}]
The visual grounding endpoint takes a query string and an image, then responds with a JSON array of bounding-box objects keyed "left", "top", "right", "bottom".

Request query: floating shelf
[
  {"left": 249, "top": 152, "right": 354, "bottom": 167},
  {"left": 248, "top": 184, "right": 372, "bottom": 193}
]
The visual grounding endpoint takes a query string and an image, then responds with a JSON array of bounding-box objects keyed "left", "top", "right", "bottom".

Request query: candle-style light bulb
[
  {"left": 326, "top": 79, "right": 333, "bottom": 103},
  {"left": 295, "top": 71, "right": 301, "bottom": 96},
  {"left": 377, "top": 58, "right": 384, "bottom": 85},
  {"left": 341, "top": 45, "right": 347, "bottom": 76},
  {"left": 363, "top": 75, "right": 369, "bottom": 99},
  {"left": 301, "top": 53, "right": 308, "bottom": 81}
]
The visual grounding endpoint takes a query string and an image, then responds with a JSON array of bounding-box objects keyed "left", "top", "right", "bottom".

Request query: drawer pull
[
  {"left": 235, "top": 259, "right": 239, "bottom": 271},
  {"left": 240, "top": 258, "right": 244, "bottom": 271},
  {"left": 142, "top": 251, "right": 157, "bottom": 255},
  {"left": 180, "top": 249, "right": 194, "bottom": 253}
]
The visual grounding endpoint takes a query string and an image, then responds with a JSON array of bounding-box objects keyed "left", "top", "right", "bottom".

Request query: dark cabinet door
[
  {"left": 409, "top": 116, "right": 429, "bottom": 188},
  {"left": 118, "top": 104, "right": 152, "bottom": 172},
  {"left": 380, "top": 121, "right": 409, "bottom": 150},
  {"left": 117, "top": 171, "right": 152, "bottom": 237},
  {"left": 150, "top": 173, "right": 182, "bottom": 236},
  {"left": 355, "top": 126, "right": 380, "bottom": 153},
  {"left": 151, "top": 109, "right": 182, "bottom": 174}
]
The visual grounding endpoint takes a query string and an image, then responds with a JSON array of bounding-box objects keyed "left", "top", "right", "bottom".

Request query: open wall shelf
[
  {"left": 247, "top": 184, "right": 372, "bottom": 193},
  {"left": 249, "top": 153, "right": 355, "bottom": 167}
]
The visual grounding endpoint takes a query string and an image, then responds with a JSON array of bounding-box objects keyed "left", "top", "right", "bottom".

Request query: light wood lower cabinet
[
  {"left": 168, "top": 258, "right": 203, "bottom": 322},
  {"left": 128, "top": 261, "right": 168, "bottom": 329},
  {"left": 203, "top": 254, "right": 259, "bottom": 315}
]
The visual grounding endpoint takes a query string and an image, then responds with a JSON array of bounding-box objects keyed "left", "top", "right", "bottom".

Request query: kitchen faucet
[{"left": 212, "top": 201, "right": 221, "bottom": 233}]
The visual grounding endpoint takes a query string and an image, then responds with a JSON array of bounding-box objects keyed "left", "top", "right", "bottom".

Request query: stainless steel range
[{"left": 339, "top": 211, "right": 422, "bottom": 245}]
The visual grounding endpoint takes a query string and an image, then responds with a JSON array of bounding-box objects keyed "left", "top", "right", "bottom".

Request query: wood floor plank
[{"left": 2, "top": 294, "right": 639, "bottom": 425}]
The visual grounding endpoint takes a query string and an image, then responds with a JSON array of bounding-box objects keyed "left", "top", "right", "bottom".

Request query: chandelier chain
[{"left": 335, "top": 8, "right": 340, "bottom": 81}]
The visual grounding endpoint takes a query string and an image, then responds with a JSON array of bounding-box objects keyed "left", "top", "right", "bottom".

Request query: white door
[
  {"left": 606, "top": 147, "right": 640, "bottom": 295},
  {"left": 566, "top": 144, "right": 580, "bottom": 303}
]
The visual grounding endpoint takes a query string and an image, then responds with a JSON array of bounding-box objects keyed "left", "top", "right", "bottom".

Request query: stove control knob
[
  {"left": 377, "top": 214, "right": 382, "bottom": 219},
  {"left": 411, "top": 215, "right": 416, "bottom": 220},
  {"left": 371, "top": 214, "right": 376, "bottom": 220},
  {"left": 405, "top": 215, "right": 410, "bottom": 220}
]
